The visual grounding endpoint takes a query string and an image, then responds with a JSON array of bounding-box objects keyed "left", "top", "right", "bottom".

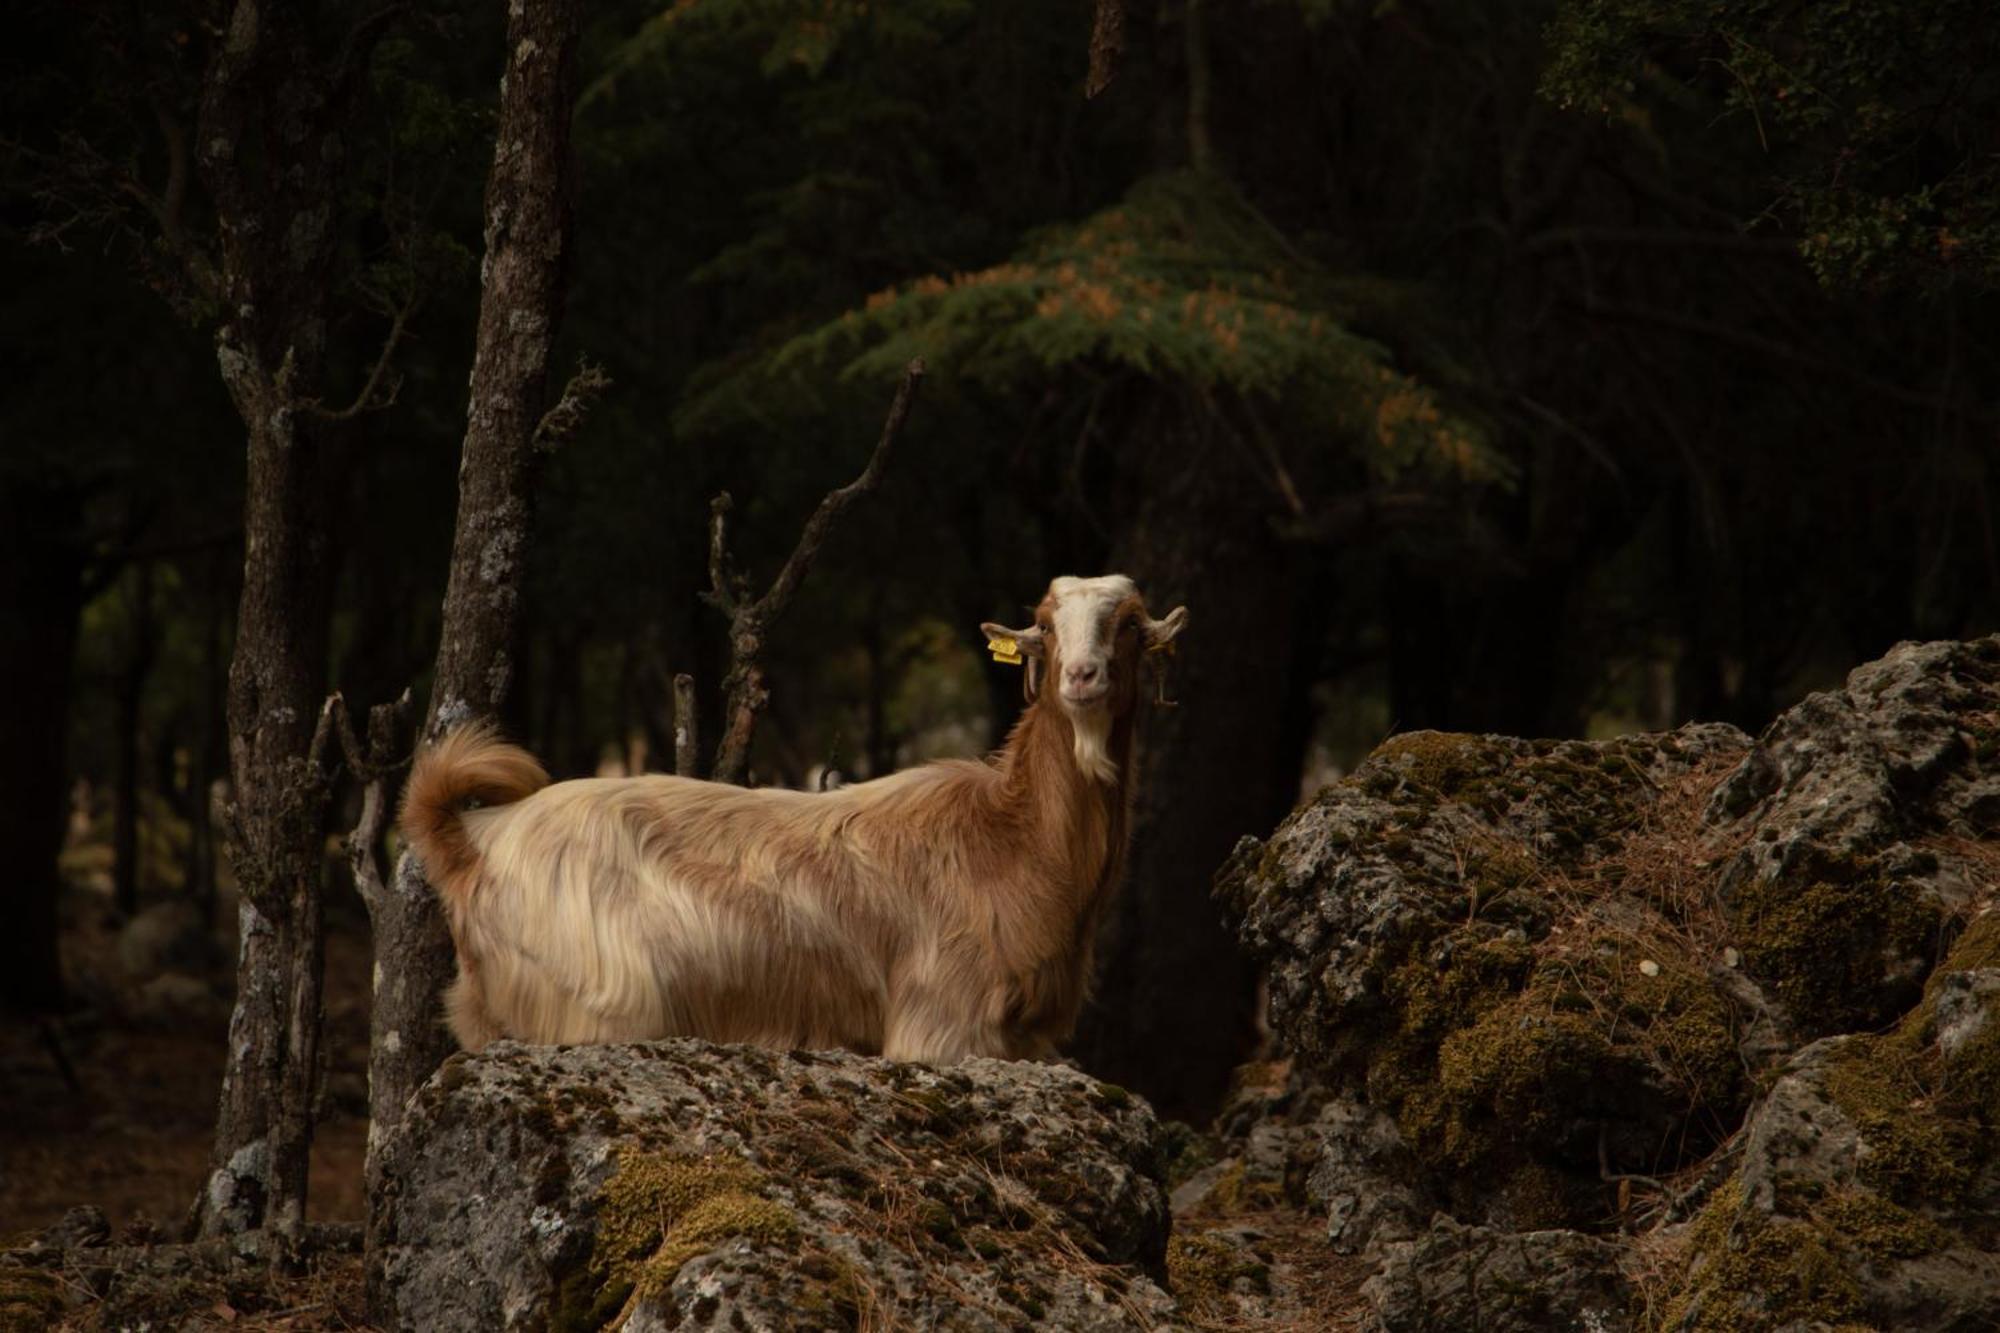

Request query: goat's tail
[{"left": 399, "top": 721, "right": 550, "bottom": 904}]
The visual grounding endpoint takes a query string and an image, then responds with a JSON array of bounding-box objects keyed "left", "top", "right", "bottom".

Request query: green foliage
[
  {"left": 685, "top": 171, "right": 1505, "bottom": 486},
  {"left": 590, "top": 0, "right": 975, "bottom": 95},
  {"left": 1544, "top": 0, "right": 2000, "bottom": 289}
]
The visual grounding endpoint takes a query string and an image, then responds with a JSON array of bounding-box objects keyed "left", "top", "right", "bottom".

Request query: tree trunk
[
  {"left": 189, "top": 0, "right": 346, "bottom": 1258},
  {"left": 0, "top": 479, "right": 85, "bottom": 1016},
  {"left": 113, "top": 562, "right": 158, "bottom": 918},
  {"left": 1074, "top": 430, "right": 1315, "bottom": 1121},
  {"left": 365, "top": 0, "right": 582, "bottom": 1294}
]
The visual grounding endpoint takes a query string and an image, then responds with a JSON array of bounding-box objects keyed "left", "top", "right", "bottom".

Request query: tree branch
[
  {"left": 342, "top": 691, "right": 413, "bottom": 917},
  {"left": 707, "top": 357, "right": 925, "bottom": 784},
  {"left": 1085, "top": 0, "right": 1128, "bottom": 99},
  {"left": 757, "top": 357, "right": 924, "bottom": 624},
  {"left": 673, "top": 672, "right": 699, "bottom": 778},
  {"left": 532, "top": 357, "right": 612, "bottom": 452},
  {"left": 705, "top": 493, "right": 740, "bottom": 616},
  {"left": 306, "top": 298, "right": 414, "bottom": 422}
]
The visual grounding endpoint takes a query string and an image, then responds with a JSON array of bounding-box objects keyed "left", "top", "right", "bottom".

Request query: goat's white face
[
  {"left": 981, "top": 573, "right": 1189, "bottom": 716},
  {"left": 1048, "top": 575, "right": 1138, "bottom": 706}
]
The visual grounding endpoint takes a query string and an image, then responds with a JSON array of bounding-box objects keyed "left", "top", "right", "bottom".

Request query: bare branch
[
  {"left": 714, "top": 665, "right": 768, "bottom": 784},
  {"left": 333, "top": 3, "right": 411, "bottom": 103},
  {"left": 1085, "top": 0, "right": 1128, "bottom": 99},
  {"left": 308, "top": 693, "right": 346, "bottom": 776},
  {"left": 757, "top": 357, "right": 924, "bottom": 624},
  {"left": 706, "top": 359, "right": 924, "bottom": 785},
  {"left": 673, "top": 672, "right": 699, "bottom": 778},
  {"left": 343, "top": 691, "right": 413, "bottom": 916},
  {"left": 533, "top": 357, "right": 612, "bottom": 452},
  {"left": 705, "top": 492, "right": 739, "bottom": 616},
  {"left": 305, "top": 299, "right": 414, "bottom": 422}
]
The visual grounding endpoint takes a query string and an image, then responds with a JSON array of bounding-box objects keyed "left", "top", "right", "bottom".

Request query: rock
[
  {"left": 1933, "top": 965, "right": 2000, "bottom": 1062},
  {"left": 1217, "top": 723, "right": 1752, "bottom": 1225},
  {"left": 1361, "top": 1216, "right": 1633, "bottom": 1332},
  {"left": 371, "top": 1039, "right": 1175, "bottom": 1332},
  {"left": 130, "top": 972, "right": 224, "bottom": 1028},
  {"left": 1305, "top": 1095, "right": 1427, "bottom": 1256},
  {"left": 1200, "top": 636, "right": 2000, "bottom": 1330},
  {"left": 27, "top": 1205, "right": 111, "bottom": 1256},
  {"left": 116, "top": 900, "right": 215, "bottom": 981},
  {"left": 1709, "top": 636, "right": 2000, "bottom": 1037},
  {"left": 1657, "top": 919, "right": 2000, "bottom": 1331}
]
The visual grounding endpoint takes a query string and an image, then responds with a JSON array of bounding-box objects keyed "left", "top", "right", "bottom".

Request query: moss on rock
[
  {"left": 553, "top": 1151, "right": 798, "bottom": 1331},
  {"left": 1731, "top": 859, "right": 1941, "bottom": 1037},
  {"left": 1166, "top": 1232, "right": 1269, "bottom": 1306}
]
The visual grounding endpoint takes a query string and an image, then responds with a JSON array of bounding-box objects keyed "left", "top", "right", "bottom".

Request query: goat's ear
[
  {"left": 1143, "top": 606, "right": 1189, "bottom": 652},
  {"left": 980, "top": 621, "right": 1046, "bottom": 660}
]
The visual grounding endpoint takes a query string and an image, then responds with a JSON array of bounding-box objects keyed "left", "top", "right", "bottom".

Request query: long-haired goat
[{"left": 399, "top": 574, "right": 1188, "bottom": 1062}]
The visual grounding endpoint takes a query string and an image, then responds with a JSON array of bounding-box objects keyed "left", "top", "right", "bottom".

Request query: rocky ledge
[{"left": 370, "top": 1040, "right": 1173, "bottom": 1332}]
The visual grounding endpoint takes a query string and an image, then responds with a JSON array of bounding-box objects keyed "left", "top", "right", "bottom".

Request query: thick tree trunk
[
  {"left": 189, "top": 0, "right": 345, "bottom": 1258},
  {"left": 1074, "top": 434, "right": 1316, "bottom": 1121},
  {"left": 0, "top": 481, "right": 85, "bottom": 1016},
  {"left": 364, "top": 0, "right": 583, "bottom": 1285}
]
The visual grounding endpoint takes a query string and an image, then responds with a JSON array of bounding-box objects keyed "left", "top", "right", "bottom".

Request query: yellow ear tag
[{"left": 988, "top": 636, "right": 1023, "bottom": 666}]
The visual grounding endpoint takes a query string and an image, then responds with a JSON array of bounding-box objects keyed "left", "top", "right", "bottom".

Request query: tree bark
[
  {"left": 189, "top": 0, "right": 346, "bottom": 1258},
  {"left": 365, "top": 0, "right": 584, "bottom": 1293},
  {"left": 0, "top": 479, "right": 85, "bottom": 1016},
  {"left": 1074, "top": 428, "right": 1314, "bottom": 1122}
]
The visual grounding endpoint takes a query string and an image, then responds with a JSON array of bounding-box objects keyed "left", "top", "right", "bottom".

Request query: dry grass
[
  {"left": 1167, "top": 1204, "right": 1372, "bottom": 1332},
  {"left": 34, "top": 1246, "right": 374, "bottom": 1332}
]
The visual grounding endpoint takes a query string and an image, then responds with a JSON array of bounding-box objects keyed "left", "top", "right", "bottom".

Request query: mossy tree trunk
[
  {"left": 364, "top": 0, "right": 584, "bottom": 1296},
  {"left": 189, "top": 0, "right": 355, "bottom": 1258}
]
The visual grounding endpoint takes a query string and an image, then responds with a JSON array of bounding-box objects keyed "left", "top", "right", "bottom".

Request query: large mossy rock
[
  {"left": 1709, "top": 636, "right": 2000, "bottom": 1038},
  {"left": 1655, "top": 915, "right": 2000, "bottom": 1332},
  {"left": 370, "top": 1040, "right": 1174, "bottom": 1332},
  {"left": 1217, "top": 635, "right": 2000, "bottom": 1328},
  {"left": 1217, "top": 722, "right": 1754, "bottom": 1222}
]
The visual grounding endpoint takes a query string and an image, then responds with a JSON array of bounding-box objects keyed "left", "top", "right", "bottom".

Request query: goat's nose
[{"left": 1066, "top": 660, "right": 1104, "bottom": 686}]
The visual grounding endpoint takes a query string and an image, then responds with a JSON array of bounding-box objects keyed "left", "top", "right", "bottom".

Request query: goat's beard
[{"left": 1066, "top": 701, "right": 1117, "bottom": 784}]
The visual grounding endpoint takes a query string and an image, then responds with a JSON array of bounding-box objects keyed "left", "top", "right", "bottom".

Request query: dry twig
[{"left": 705, "top": 358, "right": 925, "bottom": 784}]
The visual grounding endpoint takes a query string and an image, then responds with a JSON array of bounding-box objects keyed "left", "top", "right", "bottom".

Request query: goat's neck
[{"left": 998, "top": 690, "right": 1138, "bottom": 925}]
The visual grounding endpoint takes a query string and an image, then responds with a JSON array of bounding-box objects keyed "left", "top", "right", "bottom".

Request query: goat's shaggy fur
[{"left": 400, "top": 574, "right": 1185, "bottom": 1061}]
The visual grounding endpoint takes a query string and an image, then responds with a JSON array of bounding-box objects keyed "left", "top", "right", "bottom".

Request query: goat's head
[{"left": 983, "top": 576, "right": 1188, "bottom": 774}]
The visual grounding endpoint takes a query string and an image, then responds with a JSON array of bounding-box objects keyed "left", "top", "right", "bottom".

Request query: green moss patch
[
  {"left": 1166, "top": 1232, "right": 1269, "bottom": 1308},
  {"left": 1370, "top": 922, "right": 1744, "bottom": 1204},
  {"left": 554, "top": 1151, "right": 798, "bottom": 1332},
  {"left": 1663, "top": 1181, "right": 1865, "bottom": 1331},
  {"left": 1369, "top": 732, "right": 1517, "bottom": 799},
  {"left": 1731, "top": 858, "right": 1942, "bottom": 1038},
  {"left": 1657, "top": 1180, "right": 1956, "bottom": 1331}
]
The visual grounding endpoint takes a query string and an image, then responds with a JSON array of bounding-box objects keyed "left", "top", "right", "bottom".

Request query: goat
[{"left": 398, "top": 574, "right": 1188, "bottom": 1062}]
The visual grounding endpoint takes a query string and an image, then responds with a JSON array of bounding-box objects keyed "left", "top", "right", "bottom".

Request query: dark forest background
[{"left": 4, "top": 0, "right": 1997, "bottom": 1151}]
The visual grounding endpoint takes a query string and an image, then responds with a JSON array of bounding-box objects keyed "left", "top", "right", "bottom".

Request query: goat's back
[{"left": 447, "top": 770, "right": 953, "bottom": 1050}]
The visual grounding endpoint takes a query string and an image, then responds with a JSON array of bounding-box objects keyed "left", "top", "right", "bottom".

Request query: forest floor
[
  {"left": 2, "top": 872, "right": 377, "bottom": 1329},
  {"left": 1, "top": 883, "right": 374, "bottom": 1233}
]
